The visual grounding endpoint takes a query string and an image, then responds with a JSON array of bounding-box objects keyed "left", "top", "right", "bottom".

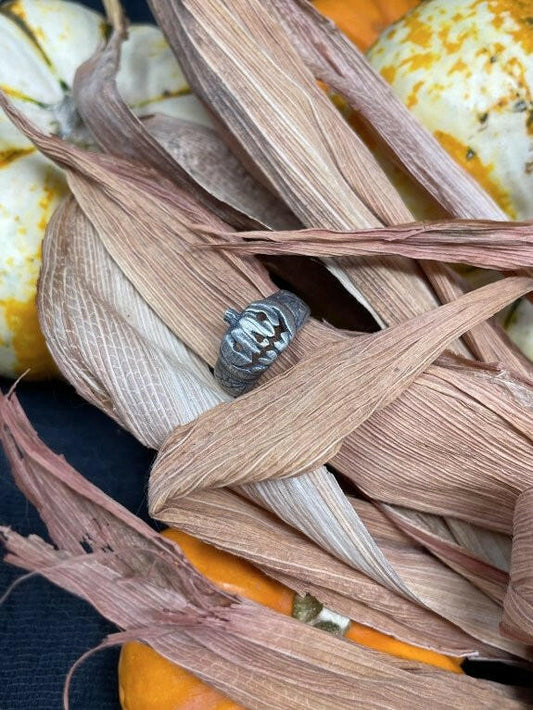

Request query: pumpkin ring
[{"left": 214, "top": 290, "right": 310, "bottom": 396}]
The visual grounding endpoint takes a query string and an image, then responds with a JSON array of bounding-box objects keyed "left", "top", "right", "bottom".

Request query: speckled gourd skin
[{"left": 367, "top": 0, "right": 533, "bottom": 221}]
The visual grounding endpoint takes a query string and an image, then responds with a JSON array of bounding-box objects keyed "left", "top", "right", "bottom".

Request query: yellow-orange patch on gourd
[{"left": 368, "top": 0, "right": 533, "bottom": 219}]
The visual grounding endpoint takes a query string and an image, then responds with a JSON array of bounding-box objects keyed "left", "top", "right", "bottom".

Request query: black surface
[
  {"left": 0, "top": 3, "right": 155, "bottom": 708},
  {"left": 462, "top": 659, "right": 533, "bottom": 689},
  {"left": 84, "top": 0, "right": 153, "bottom": 22}
]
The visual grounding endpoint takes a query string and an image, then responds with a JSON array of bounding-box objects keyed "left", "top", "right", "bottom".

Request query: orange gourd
[
  {"left": 118, "top": 529, "right": 461, "bottom": 710},
  {"left": 314, "top": 0, "right": 420, "bottom": 52}
]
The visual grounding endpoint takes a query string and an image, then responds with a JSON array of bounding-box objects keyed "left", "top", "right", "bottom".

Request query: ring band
[{"left": 214, "top": 290, "right": 310, "bottom": 397}]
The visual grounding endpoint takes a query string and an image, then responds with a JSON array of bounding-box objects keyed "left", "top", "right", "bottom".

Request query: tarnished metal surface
[{"left": 214, "top": 290, "right": 310, "bottom": 397}]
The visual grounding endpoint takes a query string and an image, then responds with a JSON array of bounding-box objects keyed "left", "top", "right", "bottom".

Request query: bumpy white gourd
[{"left": 368, "top": 0, "right": 533, "bottom": 221}]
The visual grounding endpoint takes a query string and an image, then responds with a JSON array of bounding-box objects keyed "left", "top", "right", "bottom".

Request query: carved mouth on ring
[
  {"left": 231, "top": 319, "right": 290, "bottom": 367},
  {"left": 251, "top": 322, "right": 288, "bottom": 365}
]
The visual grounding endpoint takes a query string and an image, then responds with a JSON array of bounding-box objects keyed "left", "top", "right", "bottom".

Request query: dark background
[{"left": 0, "top": 3, "right": 157, "bottom": 708}]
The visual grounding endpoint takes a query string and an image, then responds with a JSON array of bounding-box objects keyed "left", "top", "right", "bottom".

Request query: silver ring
[{"left": 214, "top": 290, "right": 310, "bottom": 397}]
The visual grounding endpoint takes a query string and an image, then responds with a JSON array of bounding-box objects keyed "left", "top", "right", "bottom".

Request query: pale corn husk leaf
[
  {"left": 40, "top": 197, "right": 226, "bottom": 448},
  {"left": 267, "top": 0, "right": 506, "bottom": 221},
  {"left": 502, "top": 489, "right": 533, "bottom": 645},
  {"left": 381, "top": 505, "right": 508, "bottom": 604},
  {"left": 150, "top": 277, "right": 533, "bottom": 501},
  {"left": 385, "top": 505, "right": 512, "bottom": 580},
  {"left": 238, "top": 469, "right": 412, "bottom": 598},
  {"left": 6, "top": 396, "right": 517, "bottom": 710},
  {"left": 212, "top": 220, "right": 533, "bottom": 270},
  {"left": 72, "top": 6, "right": 258, "bottom": 230},
  {"left": 38, "top": 194, "right": 526, "bottom": 657},
  {"left": 144, "top": 114, "right": 299, "bottom": 230},
  {"left": 335, "top": 359, "right": 533, "bottom": 534},
  {"left": 446, "top": 517, "right": 511, "bottom": 573},
  {"left": 77, "top": 0, "right": 296, "bottom": 232},
  {"left": 163, "top": 487, "right": 527, "bottom": 659},
  {"left": 151, "top": 0, "right": 409, "bottom": 228}
]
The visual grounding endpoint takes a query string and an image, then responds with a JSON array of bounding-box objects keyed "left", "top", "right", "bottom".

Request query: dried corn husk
[
  {"left": 211, "top": 220, "right": 533, "bottom": 270},
  {"left": 73, "top": 2, "right": 259, "bottom": 230},
  {"left": 502, "top": 489, "right": 533, "bottom": 645},
  {"left": 150, "top": 277, "right": 533, "bottom": 499},
  {"left": 148, "top": 0, "right": 526, "bottom": 374},
  {"left": 265, "top": 0, "right": 506, "bottom": 221},
  {"left": 168, "top": 487, "right": 528, "bottom": 659},
  {"left": 6, "top": 393, "right": 520, "bottom": 710},
  {"left": 43, "top": 193, "right": 425, "bottom": 598},
  {"left": 381, "top": 505, "right": 509, "bottom": 604},
  {"left": 148, "top": 0, "right": 443, "bottom": 329},
  {"left": 37, "top": 194, "right": 526, "bottom": 658},
  {"left": 4, "top": 94, "right": 531, "bottom": 538},
  {"left": 147, "top": 0, "right": 533, "bottom": 433},
  {"left": 334, "top": 360, "right": 533, "bottom": 534},
  {"left": 1, "top": 0, "right": 533, "bottom": 698},
  {"left": 4, "top": 71, "right": 532, "bottom": 588},
  {"left": 144, "top": 114, "right": 299, "bottom": 230}
]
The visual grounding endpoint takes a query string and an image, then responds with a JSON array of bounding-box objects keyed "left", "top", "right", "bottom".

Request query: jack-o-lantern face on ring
[{"left": 214, "top": 290, "right": 310, "bottom": 397}]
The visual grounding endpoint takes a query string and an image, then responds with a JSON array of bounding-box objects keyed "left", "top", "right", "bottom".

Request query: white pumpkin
[
  {"left": 0, "top": 0, "right": 208, "bottom": 379},
  {"left": 367, "top": 0, "right": 533, "bottom": 221}
]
